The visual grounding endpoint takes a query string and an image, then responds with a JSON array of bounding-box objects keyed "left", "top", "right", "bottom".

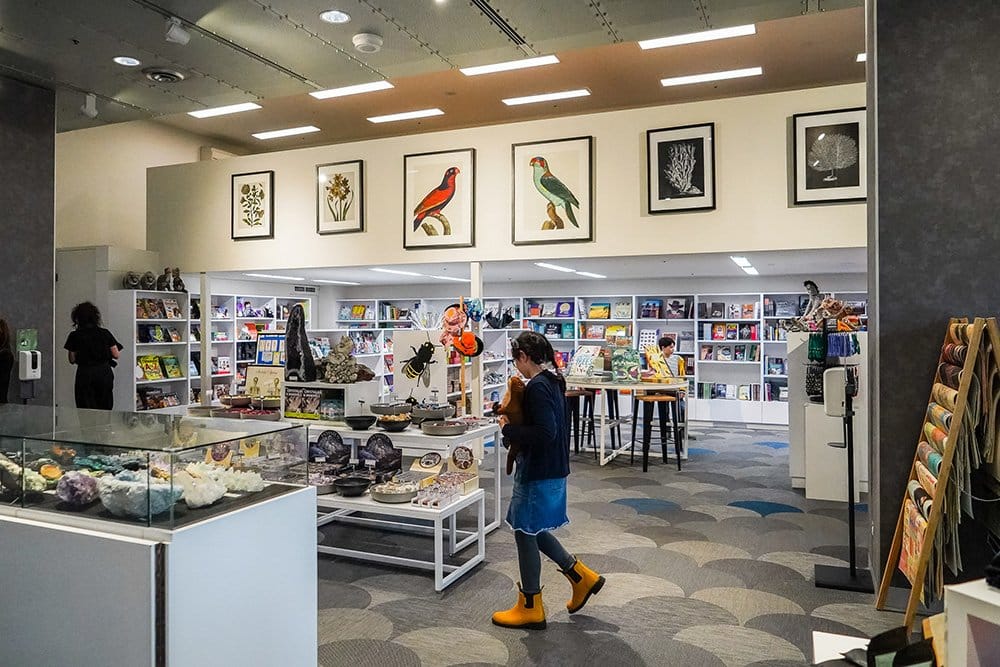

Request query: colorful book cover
[
  {"left": 611, "top": 346, "right": 641, "bottom": 381},
  {"left": 138, "top": 354, "right": 163, "bottom": 380},
  {"left": 160, "top": 355, "right": 183, "bottom": 378},
  {"left": 638, "top": 328, "right": 659, "bottom": 349},
  {"left": 150, "top": 324, "right": 166, "bottom": 343},
  {"left": 605, "top": 324, "right": 628, "bottom": 339},
  {"left": 712, "top": 323, "right": 726, "bottom": 340},
  {"left": 527, "top": 302, "right": 542, "bottom": 317},
  {"left": 136, "top": 299, "right": 149, "bottom": 319},
  {"left": 640, "top": 300, "right": 662, "bottom": 319},
  {"left": 738, "top": 385, "right": 751, "bottom": 400},
  {"left": 544, "top": 322, "right": 560, "bottom": 337},
  {"left": 162, "top": 298, "right": 181, "bottom": 319},
  {"left": 568, "top": 345, "right": 602, "bottom": 377},
  {"left": 541, "top": 302, "right": 557, "bottom": 317},
  {"left": 717, "top": 345, "right": 733, "bottom": 361},
  {"left": 240, "top": 322, "right": 258, "bottom": 340},
  {"left": 727, "top": 304, "right": 741, "bottom": 318},
  {"left": 588, "top": 303, "right": 611, "bottom": 319},
  {"left": 710, "top": 302, "right": 725, "bottom": 318},
  {"left": 147, "top": 299, "right": 166, "bottom": 319},
  {"left": 217, "top": 356, "right": 231, "bottom": 373},
  {"left": 725, "top": 323, "right": 738, "bottom": 340},
  {"left": 742, "top": 303, "right": 756, "bottom": 319},
  {"left": 665, "top": 299, "right": 688, "bottom": 319},
  {"left": 738, "top": 323, "right": 753, "bottom": 340},
  {"left": 734, "top": 344, "right": 746, "bottom": 361},
  {"left": 561, "top": 322, "right": 575, "bottom": 339},
  {"left": 167, "top": 326, "right": 181, "bottom": 342},
  {"left": 555, "top": 301, "right": 574, "bottom": 318},
  {"left": 585, "top": 324, "right": 605, "bottom": 339},
  {"left": 612, "top": 300, "right": 632, "bottom": 319},
  {"left": 700, "top": 345, "right": 714, "bottom": 360}
]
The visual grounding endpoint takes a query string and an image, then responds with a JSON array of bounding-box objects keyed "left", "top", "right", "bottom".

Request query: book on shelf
[
  {"left": 775, "top": 298, "right": 799, "bottom": 317},
  {"left": 167, "top": 326, "right": 181, "bottom": 342},
  {"left": 638, "top": 328, "right": 659, "bottom": 349},
  {"left": 640, "top": 299, "right": 662, "bottom": 319},
  {"left": 162, "top": 298, "right": 181, "bottom": 319},
  {"left": 555, "top": 301, "right": 574, "bottom": 318},
  {"left": 725, "top": 323, "right": 738, "bottom": 340},
  {"left": 527, "top": 302, "right": 542, "bottom": 317},
  {"left": 217, "top": 356, "right": 231, "bottom": 373},
  {"left": 605, "top": 324, "right": 629, "bottom": 340},
  {"left": 137, "top": 387, "right": 164, "bottom": 410},
  {"left": 844, "top": 300, "right": 867, "bottom": 315},
  {"left": 160, "top": 355, "right": 183, "bottom": 379},
  {"left": 190, "top": 325, "right": 201, "bottom": 342},
  {"left": 137, "top": 325, "right": 151, "bottom": 344},
  {"left": 209, "top": 356, "right": 219, "bottom": 375},
  {"left": 765, "top": 357, "right": 787, "bottom": 375},
  {"left": 612, "top": 300, "right": 632, "bottom": 319},
  {"left": 763, "top": 298, "right": 774, "bottom": 317},
  {"left": 665, "top": 298, "right": 692, "bottom": 319},
  {"left": 712, "top": 323, "right": 726, "bottom": 340},
  {"left": 734, "top": 344, "right": 747, "bottom": 361},
  {"left": 587, "top": 303, "right": 611, "bottom": 319},
  {"left": 737, "top": 385, "right": 751, "bottom": 401},
  {"left": 677, "top": 330, "right": 695, "bottom": 354},
  {"left": 568, "top": 345, "right": 602, "bottom": 377},
  {"left": 700, "top": 345, "right": 714, "bottom": 361},
  {"left": 742, "top": 303, "right": 757, "bottom": 319},
  {"left": 136, "top": 299, "right": 149, "bottom": 319},
  {"left": 738, "top": 323, "right": 757, "bottom": 340},
  {"left": 727, "top": 304, "right": 741, "bottom": 318},
  {"left": 561, "top": 322, "right": 575, "bottom": 339},
  {"left": 540, "top": 302, "right": 557, "bottom": 317},
  {"left": 584, "top": 324, "right": 605, "bottom": 339},
  {"left": 544, "top": 322, "right": 560, "bottom": 337},
  {"left": 137, "top": 354, "right": 163, "bottom": 381},
  {"left": 710, "top": 302, "right": 725, "bottom": 318},
  {"left": 696, "top": 302, "right": 708, "bottom": 319},
  {"left": 350, "top": 304, "right": 368, "bottom": 320},
  {"left": 717, "top": 345, "right": 733, "bottom": 361},
  {"left": 145, "top": 299, "right": 166, "bottom": 319},
  {"left": 239, "top": 322, "right": 258, "bottom": 340},
  {"left": 798, "top": 295, "right": 811, "bottom": 315},
  {"left": 149, "top": 324, "right": 166, "bottom": 343},
  {"left": 189, "top": 359, "right": 200, "bottom": 376}
]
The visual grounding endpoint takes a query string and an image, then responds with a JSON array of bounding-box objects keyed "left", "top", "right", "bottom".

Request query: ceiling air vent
[
  {"left": 143, "top": 67, "right": 186, "bottom": 84},
  {"left": 294, "top": 285, "right": 318, "bottom": 294}
]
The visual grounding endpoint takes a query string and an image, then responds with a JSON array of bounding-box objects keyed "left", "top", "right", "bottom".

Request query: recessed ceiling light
[
  {"left": 503, "top": 89, "right": 590, "bottom": 106},
  {"left": 431, "top": 275, "right": 471, "bottom": 282},
  {"left": 313, "top": 279, "right": 362, "bottom": 285},
  {"left": 244, "top": 273, "right": 304, "bottom": 281},
  {"left": 534, "top": 262, "right": 575, "bottom": 273},
  {"left": 661, "top": 67, "right": 763, "bottom": 87},
  {"left": 188, "top": 102, "right": 262, "bottom": 118},
  {"left": 252, "top": 125, "right": 321, "bottom": 140},
  {"left": 310, "top": 80, "right": 393, "bottom": 99},
  {"left": 639, "top": 24, "right": 756, "bottom": 50},
  {"left": 730, "top": 256, "right": 752, "bottom": 267},
  {"left": 367, "top": 108, "right": 444, "bottom": 123},
  {"left": 856, "top": 52, "right": 867, "bottom": 62},
  {"left": 460, "top": 55, "right": 559, "bottom": 76},
  {"left": 113, "top": 56, "right": 141, "bottom": 67},
  {"left": 743, "top": 267, "right": 760, "bottom": 276},
  {"left": 575, "top": 271, "right": 606, "bottom": 279},
  {"left": 319, "top": 9, "right": 351, "bottom": 23},
  {"left": 370, "top": 268, "right": 424, "bottom": 276}
]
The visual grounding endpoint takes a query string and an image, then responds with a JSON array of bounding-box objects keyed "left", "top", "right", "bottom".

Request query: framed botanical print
[
  {"left": 647, "top": 123, "right": 715, "bottom": 214},
  {"left": 317, "top": 160, "right": 364, "bottom": 234},
  {"left": 231, "top": 170, "right": 274, "bottom": 240},
  {"left": 512, "top": 136, "right": 593, "bottom": 245},
  {"left": 793, "top": 107, "right": 867, "bottom": 205},
  {"left": 403, "top": 148, "right": 475, "bottom": 249}
]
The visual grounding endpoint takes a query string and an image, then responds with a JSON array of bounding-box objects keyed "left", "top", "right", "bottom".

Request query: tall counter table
[
  {"left": 0, "top": 405, "right": 316, "bottom": 667},
  {"left": 566, "top": 379, "right": 688, "bottom": 465},
  {"left": 296, "top": 420, "right": 500, "bottom": 590}
]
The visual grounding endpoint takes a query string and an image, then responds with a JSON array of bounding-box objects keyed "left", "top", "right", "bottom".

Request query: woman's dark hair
[
  {"left": 0, "top": 319, "right": 10, "bottom": 351},
  {"left": 71, "top": 301, "right": 102, "bottom": 328},
  {"left": 512, "top": 331, "right": 566, "bottom": 391},
  {"left": 657, "top": 335, "right": 675, "bottom": 349}
]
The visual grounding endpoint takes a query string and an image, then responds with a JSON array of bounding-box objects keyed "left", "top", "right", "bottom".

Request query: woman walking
[
  {"left": 64, "top": 302, "right": 122, "bottom": 410},
  {"left": 492, "top": 331, "right": 605, "bottom": 630}
]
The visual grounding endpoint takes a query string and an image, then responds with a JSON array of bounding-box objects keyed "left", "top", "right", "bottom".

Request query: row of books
[
  {"left": 379, "top": 303, "right": 418, "bottom": 321},
  {"left": 189, "top": 353, "right": 231, "bottom": 376},
  {"left": 526, "top": 301, "right": 577, "bottom": 318},
  {"left": 529, "top": 322, "right": 576, "bottom": 339},
  {"left": 637, "top": 329, "right": 695, "bottom": 353},
  {"left": 700, "top": 322, "right": 760, "bottom": 341},
  {"left": 137, "top": 354, "right": 184, "bottom": 380},
  {"left": 696, "top": 383, "right": 761, "bottom": 401},
  {"left": 136, "top": 297, "right": 183, "bottom": 320},
  {"left": 339, "top": 304, "right": 376, "bottom": 321},
  {"left": 581, "top": 324, "right": 631, "bottom": 340},
  {"left": 764, "top": 356, "right": 787, "bottom": 375},
  {"left": 763, "top": 325, "right": 788, "bottom": 341},
  {"left": 639, "top": 298, "right": 693, "bottom": 320},
  {"left": 138, "top": 324, "right": 182, "bottom": 343},
  {"left": 191, "top": 326, "right": 230, "bottom": 342},
  {"left": 135, "top": 387, "right": 181, "bottom": 411},
  {"left": 699, "top": 344, "right": 761, "bottom": 362},
  {"left": 697, "top": 302, "right": 759, "bottom": 320},
  {"left": 761, "top": 297, "right": 806, "bottom": 318},
  {"left": 764, "top": 381, "right": 790, "bottom": 402}
]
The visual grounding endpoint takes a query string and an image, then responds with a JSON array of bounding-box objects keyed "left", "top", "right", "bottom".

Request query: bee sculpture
[{"left": 402, "top": 340, "right": 437, "bottom": 387}]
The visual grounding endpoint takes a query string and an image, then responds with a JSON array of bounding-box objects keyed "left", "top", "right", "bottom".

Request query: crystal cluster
[
  {"left": 173, "top": 471, "right": 227, "bottom": 509},
  {"left": 185, "top": 463, "right": 266, "bottom": 493},
  {"left": 56, "top": 471, "right": 100, "bottom": 506},
  {"left": 98, "top": 471, "right": 182, "bottom": 519}
]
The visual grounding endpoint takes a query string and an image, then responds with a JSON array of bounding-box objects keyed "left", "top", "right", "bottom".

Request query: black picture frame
[
  {"left": 792, "top": 107, "right": 867, "bottom": 205},
  {"left": 316, "top": 160, "right": 364, "bottom": 235},
  {"left": 646, "top": 122, "right": 716, "bottom": 214},
  {"left": 231, "top": 170, "right": 274, "bottom": 240},
  {"left": 403, "top": 148, "right": 476, "bottom": 250},
  {"left": 511, "top": 135, "right": 594, "bottom": 246}
]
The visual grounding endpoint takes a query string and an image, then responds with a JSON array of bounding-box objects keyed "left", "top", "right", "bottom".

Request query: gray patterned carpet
[{"left": 315, "top": 425, "right": 902, "bottom": 666}]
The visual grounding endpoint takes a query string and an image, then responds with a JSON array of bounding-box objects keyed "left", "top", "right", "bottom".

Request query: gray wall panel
[{"left": 0, "top": 77, "right": 54, "bottom": 404}]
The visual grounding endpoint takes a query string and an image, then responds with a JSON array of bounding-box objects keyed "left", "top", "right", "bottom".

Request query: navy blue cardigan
[{"left": 501, "top": 371, "right": 569, "bottom": 482}]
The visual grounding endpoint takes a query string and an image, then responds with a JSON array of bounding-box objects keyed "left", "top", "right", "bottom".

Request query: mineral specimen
[
  {"left": 98, "top": 471, "right": 182, "bottom": 519},
  {"left": 56, "top": 471, "right": 100, "bottom": 506},
  {"left": 173, "top": 471, "right": 227, "bottom": 509}
]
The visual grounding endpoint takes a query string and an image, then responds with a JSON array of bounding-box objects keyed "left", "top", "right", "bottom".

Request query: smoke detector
[{"left": 352, "top": 32, "right": 383, "bottom": 53}]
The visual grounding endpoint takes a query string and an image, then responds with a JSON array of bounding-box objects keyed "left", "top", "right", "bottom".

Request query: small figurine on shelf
[
  {"left": 171, "top": 268, "right": 186, "bottom": 293},
  {"left": 155, "top": 267, "right": 172, "bottom": 291},
  {"left": 140, "top": 271, "right": 156, "bottom": 290},
  {"left": 263, "top": 306, "right": 274, "bottom": 319}
]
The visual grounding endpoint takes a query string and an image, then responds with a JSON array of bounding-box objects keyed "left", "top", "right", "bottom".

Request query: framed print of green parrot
[
  {"left": 403, "top": 148, "right": 476, "bottom": 249},
  {"left": 512, "top": 136, "right": 593, "bottom": 245}
]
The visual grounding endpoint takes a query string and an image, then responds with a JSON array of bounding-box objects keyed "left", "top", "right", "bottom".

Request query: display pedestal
[{"left": 946, "top": 579, "right": 1000, "bottom": 667}]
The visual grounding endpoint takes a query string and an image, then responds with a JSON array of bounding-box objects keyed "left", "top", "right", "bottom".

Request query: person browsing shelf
[
  {"left": 492, "top": 331, "right": 605, "bottom": 631},
  {"left": 64, "top": 302, "right": 123, "bottom": 410},
  {"left": 658, "top": 335, "right": 683, "bottom": 377}
]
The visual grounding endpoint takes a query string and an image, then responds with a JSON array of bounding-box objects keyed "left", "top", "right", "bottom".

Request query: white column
[
  {"left": 199, "top": 272, "right": 211, "bottom": 406},
  {"left": 470, "top": 262, "right": 483, "bottom": 417}
]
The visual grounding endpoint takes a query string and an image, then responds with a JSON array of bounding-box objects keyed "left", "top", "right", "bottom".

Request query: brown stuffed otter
[{"left": 495, "top": 376, "right": 526, "bottom": 475}]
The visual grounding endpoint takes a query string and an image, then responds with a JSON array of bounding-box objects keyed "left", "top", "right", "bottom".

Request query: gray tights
[{"left": 515, "top": 529, "right": 576, "bottom": 594}]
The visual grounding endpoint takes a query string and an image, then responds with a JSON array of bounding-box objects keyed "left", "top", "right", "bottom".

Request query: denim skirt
[{"left": 505, "top": 471, "right": 569, "bottom": 535}]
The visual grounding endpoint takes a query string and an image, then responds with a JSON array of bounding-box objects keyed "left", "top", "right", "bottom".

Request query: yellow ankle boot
[
  {"left": 561, "top": 559, "right": 605, "bottom": 613},
  {"left": 491, "top": 585, "right": 546, "bottom": 630}
]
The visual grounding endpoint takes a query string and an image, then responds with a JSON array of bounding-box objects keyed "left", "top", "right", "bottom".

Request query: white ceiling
[{"left": 211, "top": 247, "right": 867, "bottom": 287}]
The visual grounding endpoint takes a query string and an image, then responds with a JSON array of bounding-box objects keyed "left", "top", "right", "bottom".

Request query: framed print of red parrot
[
  {"left": 403, "top": 148, "right": 476, "bottom": 249},
  {"left": 511, "top": 135, "right": 593, "bottom": 246}
]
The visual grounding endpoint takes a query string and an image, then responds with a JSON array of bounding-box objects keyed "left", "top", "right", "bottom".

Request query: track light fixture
[
  {"left": 80, "top": 93, "right": 98, "bottom": 119},
  {"left": 165, "top": 17, "right": 191, "bottom": 45}
]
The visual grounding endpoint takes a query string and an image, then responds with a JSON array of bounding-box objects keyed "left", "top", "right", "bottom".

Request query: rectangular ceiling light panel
[
  {"left": 310, "top": 80, "right": 394, "bottom": 99},
  {"left": 660, "top": 67, "right": 763, "bottom": 87},
  {"left": 639, "top": 24, "right": 756, "bottom": 50},
  {"left": 252, "top": 125, "right": 320, "bottom": 140},
  {"left": 503, "top": 89, "right": 590, "bottom": 106},
  {"left": 460, "top": 55, "right": 559, "bottom": 76},
  {"left": 188, "top": 102, "right": 261, "bottom": 118}
]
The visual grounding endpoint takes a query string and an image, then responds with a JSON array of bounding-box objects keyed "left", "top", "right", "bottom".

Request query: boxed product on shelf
[{"left": 138, "top": 354, "right": 164, "bottom": 380}]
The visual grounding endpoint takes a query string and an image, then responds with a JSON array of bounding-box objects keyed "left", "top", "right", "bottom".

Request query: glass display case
[{"left": 0, "top": 404, "right": 307, "bottom": 529}]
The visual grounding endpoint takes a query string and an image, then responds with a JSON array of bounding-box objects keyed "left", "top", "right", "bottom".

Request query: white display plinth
[{"left": 946, "top": 579, "right": 1000, "bottom": 667}]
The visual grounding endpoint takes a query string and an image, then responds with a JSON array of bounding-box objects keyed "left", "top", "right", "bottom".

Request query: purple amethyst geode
[{"left": 56, "top": 471, "right": 100, "bottom": 506}]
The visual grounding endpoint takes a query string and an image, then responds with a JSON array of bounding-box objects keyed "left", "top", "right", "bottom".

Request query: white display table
[
  {"left": 0, "top": 485, "right": 317, "bottom": 667},
  {"left": 946, "top": 579, "right": 1000, "bottom": 666},
  {"left": 566, "top": 379, "right": 688, "bottom": 465}
]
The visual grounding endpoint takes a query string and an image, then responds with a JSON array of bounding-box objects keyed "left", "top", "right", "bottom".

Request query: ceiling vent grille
[
  {"left": 294, "top": 285, "right": 318, "bottom": 293},
  {"left": 143, "top": 67, "right": 185, "bottom": 83}
]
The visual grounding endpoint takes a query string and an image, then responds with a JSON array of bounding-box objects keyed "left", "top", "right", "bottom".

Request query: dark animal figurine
[
  {"left": 402, "top": 340, "right": 437, "bottom": 387},
  {"left": 495, "top": 376, "right": 526, "bottom": 475},
  {"left": 155, "top": 267, "right": 172, "bottom": 291},
  {"left": 171, "top": 268, "right": 186, "bottom": 292},
  {"left": 139, "top": 271, "right": 156, "bottom": 290},
  {"left": 284, "top": 303, "right": 316, "bottom": 382}
]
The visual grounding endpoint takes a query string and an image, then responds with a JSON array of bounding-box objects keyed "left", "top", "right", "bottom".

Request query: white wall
[
  {"left": 55, "top": 121, "right": 243, "bottom": 250},
  {"left": 148, "top": 83, "right": 865, "bottom": 272}
]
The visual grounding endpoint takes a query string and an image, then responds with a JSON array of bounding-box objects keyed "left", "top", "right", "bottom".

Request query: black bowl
[
  {"left": 333, "top": 476, "right": 371, "bottom": 497},
  {"left": 344, "top": 415, "right": 377, "bottom": 430},
  {"left": 378, "top": 418, "right": 411, "bottom": 433}
]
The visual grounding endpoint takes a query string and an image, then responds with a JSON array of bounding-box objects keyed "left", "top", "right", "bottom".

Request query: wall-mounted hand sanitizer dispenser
[{"left": 19, "top": 350, "right": 41, "bottom": 381}]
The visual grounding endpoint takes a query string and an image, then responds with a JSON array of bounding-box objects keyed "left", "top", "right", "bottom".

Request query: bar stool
[
  {"left": 564, "top": 388, "right": 594, "bottom": 455},
  {"left": 632, "top": 393, "right": 681, "bottom": 472}
]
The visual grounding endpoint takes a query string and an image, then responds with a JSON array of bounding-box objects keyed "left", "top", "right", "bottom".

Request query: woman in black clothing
[
  {"left": 492, "top": 331, "right": 605, "bottom": 630},
  {"left": 64, "top": 302, "right": 122, "bottom": 410},
  {"left": 0, "top": 319, "right": 13, "bottom": 403}
]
